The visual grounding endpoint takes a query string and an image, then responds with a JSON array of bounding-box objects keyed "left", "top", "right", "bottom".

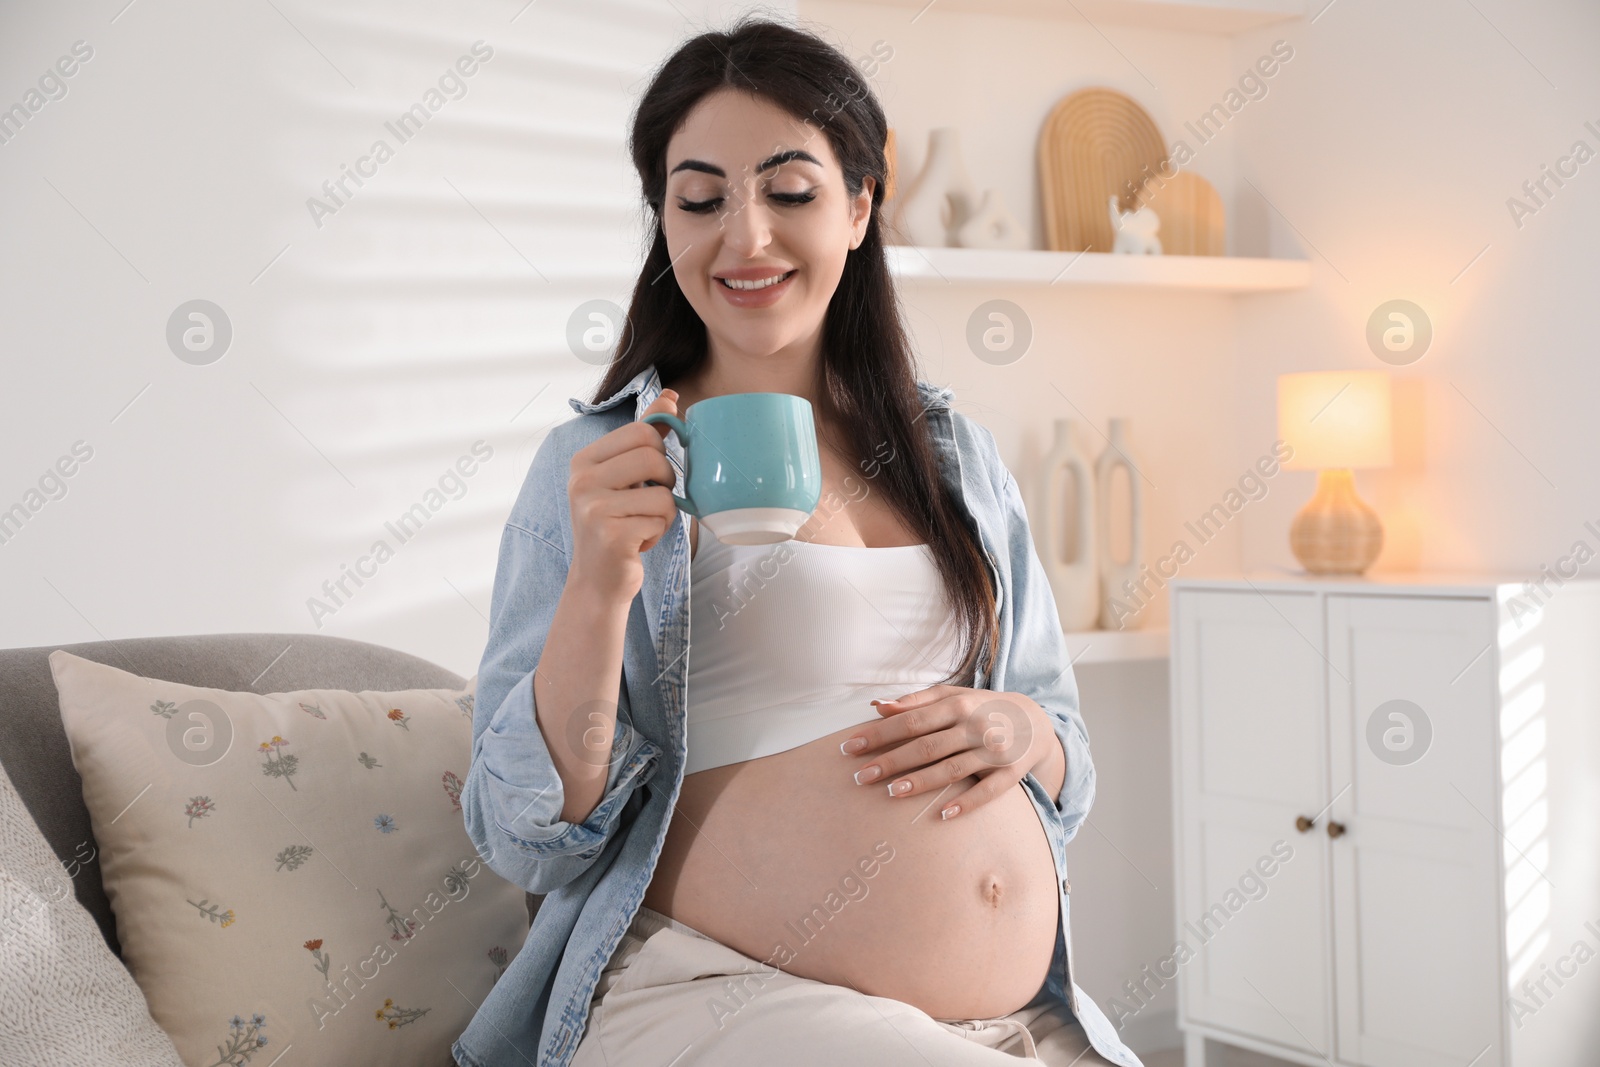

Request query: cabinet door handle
[
  {"left": 1295, "top": 815, "right": 1315, "bottom": 833},
  {"left": 1327, "top": 820, "right": 1347, "bottom": 839}
]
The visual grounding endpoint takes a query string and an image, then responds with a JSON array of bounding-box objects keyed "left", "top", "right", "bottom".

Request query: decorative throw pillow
[
  {"left": 47, "top": 651, "right": 525, "bottom": 1067},
  {"left": 0, "top": 756, "right": 186, "bottom": 1066}
]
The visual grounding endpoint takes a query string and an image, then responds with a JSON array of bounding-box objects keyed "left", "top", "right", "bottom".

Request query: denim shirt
[{"left": 451, "top": 363, "right": 1143, "bottom": 1067}]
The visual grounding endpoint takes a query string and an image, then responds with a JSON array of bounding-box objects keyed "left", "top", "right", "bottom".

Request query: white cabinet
[
  {"left": 1169, "top": 574, "right": 1600, "bottom": 1067},
  {"left": 1171, "top": 589, "right": 1333, "bottom": 1054}
]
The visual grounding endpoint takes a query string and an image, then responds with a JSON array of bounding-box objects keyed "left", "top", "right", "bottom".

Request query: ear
[{"left": 849, "top": 175, "right": 877, "bottom": 250}]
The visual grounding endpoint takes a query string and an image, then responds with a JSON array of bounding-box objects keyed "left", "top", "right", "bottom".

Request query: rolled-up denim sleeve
[
  {"left": 461, "top": 448, "right": 662, "bottom": 896},
  {"left": 994, "top": 460, "right": 1097, "bottom": 844}
]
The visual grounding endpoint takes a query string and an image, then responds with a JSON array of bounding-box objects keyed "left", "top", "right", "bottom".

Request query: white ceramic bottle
[
  {"left": 890, "top": 127, "right": 978, "bottom": 246},
  {"left": 1030, "top": 418, "right": 1100, "bottom": 631},
  {"left": 1094, "top": 417, "right": 1145, "bottom": 630}
]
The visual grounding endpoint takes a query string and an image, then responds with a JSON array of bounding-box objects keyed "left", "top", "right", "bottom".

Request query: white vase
[
  {"left": 1095, "top": 417, "right": 1145, "bottom": 630},
  {"left": 1030, "top": 418, "right": 1099, "bottom": 631},
  {"left": 956, "top": 188, "right": 1029, "bottom": 249},
  {"left": 890, "top": 127, "right": 978, "bottom": 247}
]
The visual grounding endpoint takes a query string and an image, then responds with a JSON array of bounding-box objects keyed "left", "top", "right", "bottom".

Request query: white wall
[
  {"left": 0, "top": 0, "right": 790, "bottom": 677},
  {"left": 1228, "top": 0, "right": 1600, "bottom": 577}
]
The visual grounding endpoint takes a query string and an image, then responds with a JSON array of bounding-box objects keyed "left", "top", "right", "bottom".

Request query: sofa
[{"left": 0, "top": 632, "right": 542, "bottom": 1061}]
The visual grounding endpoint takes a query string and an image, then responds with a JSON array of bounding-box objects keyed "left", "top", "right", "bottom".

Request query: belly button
[{"left": 981, "top": 877, "right": 1004, "bottom": 908}]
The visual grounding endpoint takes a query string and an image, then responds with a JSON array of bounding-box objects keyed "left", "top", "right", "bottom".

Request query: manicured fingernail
[
  {"left": 941, "top": 805, "right": 960, "bottom": 820},
  {"left": 854, "top": 764, "right": 881, "bottom": 784},
  {"left": 840, "top": 736, "right": 867, "bottom": 754},
  {"left": 887, "top": 779, "right": 911, "bottom": 795}
]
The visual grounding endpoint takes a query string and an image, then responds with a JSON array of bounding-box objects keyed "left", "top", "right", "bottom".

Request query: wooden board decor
[
  {"left": 883, "top": 127, "right": 898, "bottom": 204},
  {"left": 1134, "top": 169, "right": 1225, "bottom": 256},
  {"left": 1039, "top": 87, "right": 1169, "bottom": 253}
]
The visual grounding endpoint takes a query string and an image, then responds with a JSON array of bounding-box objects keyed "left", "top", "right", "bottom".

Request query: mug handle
[{"left": 640, "top": 413, "right": 700, "bottom": 517}]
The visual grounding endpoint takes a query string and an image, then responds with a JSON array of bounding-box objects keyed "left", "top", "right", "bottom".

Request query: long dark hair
[{"left": 592, "top": 15, "right": 998, "bottom": 688}]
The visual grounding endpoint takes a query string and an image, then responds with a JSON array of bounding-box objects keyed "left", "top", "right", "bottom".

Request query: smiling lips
[
  {"left": 716, "top": 265, "right": 795, "bottom": 286},
  {"left": 714, "top": 267, "right": 797, "bottom": 306},
  {"left": 720, "top": 271, "right": 792, "bottom": 290}
]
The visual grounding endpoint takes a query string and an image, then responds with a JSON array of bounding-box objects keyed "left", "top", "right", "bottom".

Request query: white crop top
[{"left": 683, "top": 519, "right": 965, "bottom": 775}]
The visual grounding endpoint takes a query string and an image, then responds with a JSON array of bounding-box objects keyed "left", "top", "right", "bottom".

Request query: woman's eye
[{"left": 676, "top": 190, "right": 817, "bottom": 214}]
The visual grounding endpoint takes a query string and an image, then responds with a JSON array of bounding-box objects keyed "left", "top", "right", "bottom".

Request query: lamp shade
[{"left": 1277, "top": 370, "right": 1393, "bottom": 471}]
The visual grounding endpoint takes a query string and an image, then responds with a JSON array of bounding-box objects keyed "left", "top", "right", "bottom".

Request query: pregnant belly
[{"left": 639, "top": 719, "right": 1062, "bottom": 1021}]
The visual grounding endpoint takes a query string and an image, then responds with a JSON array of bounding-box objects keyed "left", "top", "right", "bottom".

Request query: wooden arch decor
[
  {"left": 1135, "top": 169, "right": 1226, "bottom": 256},
  {"left": 1039, "top": 87, "right": 1170, "bottom": 253}
]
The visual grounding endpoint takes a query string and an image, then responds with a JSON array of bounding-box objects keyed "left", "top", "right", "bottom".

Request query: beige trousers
[{"left": 568, "top": 904, "right": 1121, "bottom": 1066}]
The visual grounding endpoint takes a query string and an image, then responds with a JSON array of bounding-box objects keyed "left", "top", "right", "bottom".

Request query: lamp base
[{"left": 1290, "top": 468, "right": 1383, "bottom": 575}]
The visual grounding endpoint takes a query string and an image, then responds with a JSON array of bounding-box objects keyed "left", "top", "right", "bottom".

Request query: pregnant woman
[{"left": 452, "top": 17, "right": 1140, "bottom": 1067}]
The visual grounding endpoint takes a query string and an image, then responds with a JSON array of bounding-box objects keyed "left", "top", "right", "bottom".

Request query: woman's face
[{"left": 661, "top": 88, "right": 874, "bottom": 364}]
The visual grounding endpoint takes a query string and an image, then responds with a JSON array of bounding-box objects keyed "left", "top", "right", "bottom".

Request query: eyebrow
[{"left": 668, "top": 148, "right": 823, "bottom": 179}]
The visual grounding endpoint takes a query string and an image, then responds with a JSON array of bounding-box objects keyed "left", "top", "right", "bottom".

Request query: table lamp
[{"left": 1276, "top": 370, "right": 1393, "bottom": 575}]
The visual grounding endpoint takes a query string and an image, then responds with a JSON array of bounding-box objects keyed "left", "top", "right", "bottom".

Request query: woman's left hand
[{"left": 838, "top": 684, "right": 1062, "bottom": 821}]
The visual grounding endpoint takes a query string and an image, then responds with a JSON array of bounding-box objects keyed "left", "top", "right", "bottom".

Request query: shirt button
[{"left": 1061, "top": 877, "right": 1071, "bottom": 893}]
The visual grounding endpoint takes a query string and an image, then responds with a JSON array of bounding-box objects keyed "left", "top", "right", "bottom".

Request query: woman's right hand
[{"left": 566, "top": 388, "right": 683, "bottom": 605}]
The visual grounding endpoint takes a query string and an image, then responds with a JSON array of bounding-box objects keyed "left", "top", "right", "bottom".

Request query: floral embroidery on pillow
[
  {"left": 376, "top": 997, "right": 429, "bottom": 1030},
  {"left": 374, "top": 814, "right": 397, "bottom": 834},
  {"left": 151, "top": 699, "right": 178, "bottom": 719},
  {"left": 358, "top": 751, "right": 381, "bottom": 770},
  {"left": 387, "top": 708, "right": 411, "bottom": 731},
  {"left": 207, "top": 1012, "right": 268, "bottom": 1065},
  {"left": 258, "top": 736, "right": 298, "bottom": 790},
  {"left": 455, "top": 693, "right": 474, "bottom": 718},
  {"left": 442, "top": 771, "right": 463, "bottom": 810},
  {"left": 298, "top": 702, "right": 327, "bottom": 720},
  {"left": 378, "top": 889, "right": 418, "bottom": 941},
  {"left": 305, "top": 939, "right": 331, "bottom": 980},
  {"left": 185, "top": 795, "right": 216, "bottom": 827},
  {"left": 189, "top": 898, "right": 236, "bottom": 928},
  {"left": 487, "top": 946, "right": 509, "bottom": 984},
  {"left": 275, "top": 844, "right": 313, "bottom": 871}
]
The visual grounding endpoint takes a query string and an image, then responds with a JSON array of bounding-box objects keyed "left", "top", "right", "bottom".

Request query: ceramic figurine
[
  {"left": 1109, "top": 194, "right": 1162, "bottom": 255},
  {"left": 956, "top": 189, "right": 1029, "bottom": 249}
]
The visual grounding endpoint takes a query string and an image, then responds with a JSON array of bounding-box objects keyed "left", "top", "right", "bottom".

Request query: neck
[{"left": 672, "top": 339, "right": 836, "bottom": 427}]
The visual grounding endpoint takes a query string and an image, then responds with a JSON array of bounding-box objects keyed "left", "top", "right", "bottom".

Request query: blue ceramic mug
[{"left": 642, "top": 392, "right": 822, "bottom": 545}]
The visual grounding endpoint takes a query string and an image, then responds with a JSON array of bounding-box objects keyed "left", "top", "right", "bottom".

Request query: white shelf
[
  {"left": 851, "top": 0, "right": 1305, "bottom": 33},
  {"left": 1063, "top": 626, "right": 1169, "bottom": 664},
  {"left": 887, "top": 245, "right": 1311, "bottom": 293}
]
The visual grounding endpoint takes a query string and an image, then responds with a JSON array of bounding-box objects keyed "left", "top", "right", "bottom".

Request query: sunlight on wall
[
  {"left": 1497, "top": 595, "right": 1550, "bottom": 989},
  {"left": 219, "top": 1, "right": 738, "bottom": 667},
  {"left": 0, "top": 0, "right": 787, "bottom": 670}
]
